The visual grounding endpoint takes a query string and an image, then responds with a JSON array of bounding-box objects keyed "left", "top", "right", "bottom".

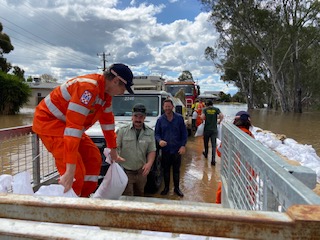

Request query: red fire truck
[{"left": 164, "top": 80, "right": 200, "bottom": 115}]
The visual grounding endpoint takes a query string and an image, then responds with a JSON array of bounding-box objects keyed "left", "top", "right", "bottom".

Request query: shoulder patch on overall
[{"left": 80, "top": 90, "right": 92, "bottom": 105}]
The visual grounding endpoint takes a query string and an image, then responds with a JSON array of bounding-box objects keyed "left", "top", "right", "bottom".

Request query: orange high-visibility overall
[
  {"left": 215, "top": 127, "right": 255, "bottom": 204},
  {"left": 33, "top": 74, "right": 117, "bottom": 197},
  {"left": 196, "top": 112, "right": 203, "bottom": 127},
  {"left": 195, "top": 101, "right": 205, "bottom": 127}
]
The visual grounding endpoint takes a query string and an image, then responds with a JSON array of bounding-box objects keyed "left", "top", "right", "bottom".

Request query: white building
[{"left": 26, "top": 82, "right": 60, "bottom": 107}]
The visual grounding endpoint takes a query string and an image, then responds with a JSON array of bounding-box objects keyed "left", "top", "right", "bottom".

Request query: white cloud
[{"left": 0, "top": 0, "right": 238, "bottom": 95}]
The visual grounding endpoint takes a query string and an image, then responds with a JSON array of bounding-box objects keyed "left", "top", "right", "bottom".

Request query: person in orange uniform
[
  {"left": 32, "top": 63, "right": 134, "bottom": 197},
  {"left": 195, "top": 98, "right": 205, "bottom": 127},
  {"left": 216, "top": 111, "right": 254, "bottom": 204}
]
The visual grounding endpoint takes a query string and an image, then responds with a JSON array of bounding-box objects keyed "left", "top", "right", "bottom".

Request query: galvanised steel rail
[{"left": 220, "top": 122, "right": 320, "bottom": 211}]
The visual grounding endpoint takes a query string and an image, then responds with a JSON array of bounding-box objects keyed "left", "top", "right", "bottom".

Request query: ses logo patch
[{"left": 80, "top": 90, "right": 92, "bottom": 105}]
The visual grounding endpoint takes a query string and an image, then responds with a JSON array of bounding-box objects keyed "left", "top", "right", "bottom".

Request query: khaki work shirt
[{"left": 117, "top": 123, "right": 156, "bottom": 171}]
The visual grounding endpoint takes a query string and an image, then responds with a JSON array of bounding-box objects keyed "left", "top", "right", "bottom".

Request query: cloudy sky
[{"left": 0, "top": 0, "right": 238, "bottom": 95}]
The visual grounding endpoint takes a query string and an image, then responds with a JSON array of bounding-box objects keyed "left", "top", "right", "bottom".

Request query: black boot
[
  {"left": 173, "top": 172, "right": 183, "bottom": 197},
  {"left": 161, "top": 169, "right": 170, "bottom": 195},
  {"left": 211, "top": 156, "right": 216, "bottom": 166},
  {"left": 174, "top": 188, "right": 184, "bottom": 197},
  {"left": 161, "top": 187, "right": 169, "bottom": 195},
  {"left": 202, "top": 151, "right": 208, "bottom": 158}
]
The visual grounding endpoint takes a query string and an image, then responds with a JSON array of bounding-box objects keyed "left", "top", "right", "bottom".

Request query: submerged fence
[{"left": 0, "top": 125, "right": 57, "bottom": 190}]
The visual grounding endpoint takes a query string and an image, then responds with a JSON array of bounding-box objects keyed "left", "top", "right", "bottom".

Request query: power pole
[{"left": 97, "top": 52, "right": 110, "bottom": 71}]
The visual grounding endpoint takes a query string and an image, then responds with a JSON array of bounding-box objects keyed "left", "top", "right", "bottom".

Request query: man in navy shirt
[{"left": 155, "top": 99, "right": 188, "bottom": 197}]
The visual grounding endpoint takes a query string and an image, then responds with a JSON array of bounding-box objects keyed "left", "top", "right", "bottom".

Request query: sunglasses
[
  {"left": 111, "top": 69, "right": 132, "bottom": 86},
  {"left": 133, "top": 107, "right": 146, "bottom": 113}
]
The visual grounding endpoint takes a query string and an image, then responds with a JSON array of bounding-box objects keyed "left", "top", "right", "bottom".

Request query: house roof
[
  {"left": 27, "top": 82, "right": 60, "bottom": 89},
  {"left": 203, "top": 91, "right": 221, "bottom": 95},
  {"left": 198, "top": 93, "right": 219, "bottom": 99}
]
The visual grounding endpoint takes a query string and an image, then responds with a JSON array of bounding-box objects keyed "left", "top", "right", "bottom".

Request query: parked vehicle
[
  {"left": 164, "top": 80, "right": 200, "bottom": 116},
  {"left": 85, "top": 90, "right": 187, "bottom": 193}
]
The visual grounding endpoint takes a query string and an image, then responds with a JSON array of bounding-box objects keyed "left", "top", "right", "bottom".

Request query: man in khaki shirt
[{"left": 116, "top": 103, "right": 156, "bottom": 196}]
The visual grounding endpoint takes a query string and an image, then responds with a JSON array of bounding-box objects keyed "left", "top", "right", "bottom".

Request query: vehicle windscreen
[
  {"left": 165, "top": 85, "right": 194, "bottom": 96},
  {"left": 112, "top": 95, "right": 160, "bottom": 117}
]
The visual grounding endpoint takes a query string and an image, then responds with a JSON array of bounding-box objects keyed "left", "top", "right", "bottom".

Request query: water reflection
[{"left": 0, "top": 108, "right": 34, "bottom": 129}]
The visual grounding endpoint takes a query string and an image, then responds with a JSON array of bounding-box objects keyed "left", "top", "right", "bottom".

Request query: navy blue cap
[
  {"left": 235, "top": 111, "right": 250, "bottom": 121},
  {"left": 110, "top": 63, "right": 134, "bottom": 94},
  {"left": 132, "top": 103, "right": 146, "bottom": 115}
]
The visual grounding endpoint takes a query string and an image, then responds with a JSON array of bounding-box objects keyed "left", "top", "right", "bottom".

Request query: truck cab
[
  {"left": 164, "top": 80, "right": 200, "bottom": 116},
  {"left": 86, "top": 90, "right": 186, "bottom": 193}
]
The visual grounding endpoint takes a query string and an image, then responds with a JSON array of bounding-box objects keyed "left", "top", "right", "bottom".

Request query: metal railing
[
  {"left": 0, "top": 125, "right": 57, "bottom": 190},
  {"left": 0, "top": 194, "right": 319, "bottom": 239},
  {"left": 220, "top": 122, "right": 320, "bottom": 211}
]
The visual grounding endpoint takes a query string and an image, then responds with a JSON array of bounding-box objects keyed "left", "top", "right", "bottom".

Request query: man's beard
[{"left": 134, "top": 121, "right": 143, "bottom": 128}]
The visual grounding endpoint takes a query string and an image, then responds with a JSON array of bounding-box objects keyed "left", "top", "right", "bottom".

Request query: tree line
[
  {"left": 201, "top": 0, "right": 320, "bottom": 112},
  {"left": 0, "top": 23, "right": 58, "bottom": 115},
  {"left": 0, "top": 22, "right": 30, "bottom": 115}
]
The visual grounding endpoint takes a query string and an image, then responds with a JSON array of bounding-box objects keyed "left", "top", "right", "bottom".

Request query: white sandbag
[
  {"left": 0, "top": 174, "right": 13, "bottom": 193},
  {"left": 265, "top": 139, "right": 282, "bottom": 149},
  {"left": 35, "top": 184, "right": 78, "bottom": 198},
  {"left": 194, "top": 122, "right": 204, "bottom": 137},
  {"left": 283, "top": 138, "right": 298, "bottom": 146},
  {"left": 92, "top": 148, "right": 128, "bottom": 200},
  {"left": 217, "top": 123, "right": 222, "bottom": 140},
  {"left": 12, "top": 171, "right": 34, "bottom": 195},
  {"left": 216, "top": 138, "right": 221, "bottom": 147}
]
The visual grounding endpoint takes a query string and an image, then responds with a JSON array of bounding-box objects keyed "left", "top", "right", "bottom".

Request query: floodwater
[
  {"left": 249, "top": 108, "right": 320, "bottom": 156},
  {"left": 1, "top": 105, "right": 319, "bottom": 203}
]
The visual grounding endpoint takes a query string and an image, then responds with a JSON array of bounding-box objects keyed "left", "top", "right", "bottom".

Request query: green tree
[
  {"left": 26, "top": 76, "right": 33, "bottom": 82},
  {"left": 231, "top": 92, "right": 246, "bottom": 103},
  {"left": 298, "top": 40, "right": 320, "bottom": 110},
  {"left": 178, "top": 70, "right": 193, "bottom": 81},
  {"left": 278, "top": 0, "right": 320, "bottom": 112},
  {"left": 0, "top": 23, "right": 14, "bottom": 55},
  {"left": 219, "top": 92, "right": 231, "bottom": 102},
  {"left": 0, "top": 23, "right": 14, "bottom": 72},
  {"left": 201, "top": 0, "right": 320, "bottom": 112},
  {"left": 206, "top": 38, "right": 262, "bottom": 109},
  {"left": 0, "top": 22, "right": 30, "bottom": 115},
  {"left": 0, "top": 57, "right": 12, "bottom": 73},
  {"left": 13, "top": 66, "right": 25, "bottom": 80},
  {"left": 0, "top": 71, "right": 31, "bottom": 115}
]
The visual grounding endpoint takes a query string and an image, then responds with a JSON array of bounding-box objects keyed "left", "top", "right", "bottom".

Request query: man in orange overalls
[
  {"left": 32, "top": 63, "right": 134, "bottom": 197},
  {"left": 195, "top": 98, "right": 205, "bottom": 127},
  {"left": 216, "top": 111, "right": 254, "bottom": 204}
]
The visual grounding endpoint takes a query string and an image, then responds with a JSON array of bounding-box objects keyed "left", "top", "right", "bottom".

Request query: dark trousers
[
  {"left": 203, "top": 130, "right": 218, "bottom": 162},
  {"left": 123, "top": 169, "right": 147, "bottom": 196},
  {"left": 162, "top": 151, "right": 182, "bottom": 189},
  {"left": 192, "top": 119, "right": 197, "bottom": 131}
]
